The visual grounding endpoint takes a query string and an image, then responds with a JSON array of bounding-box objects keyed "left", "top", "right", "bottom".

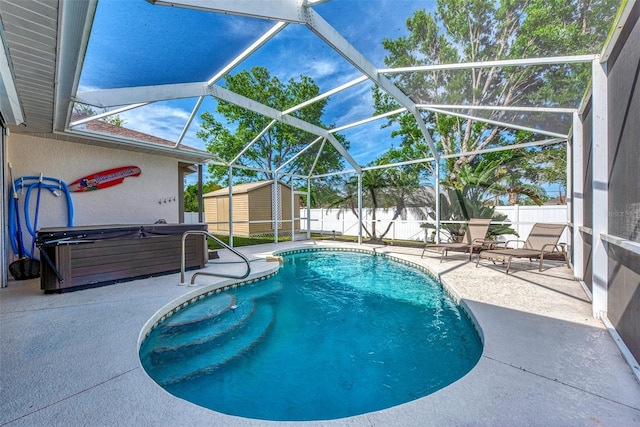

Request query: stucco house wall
[{"left": 7, "top": 133, "right": 180, "bottom": 235}]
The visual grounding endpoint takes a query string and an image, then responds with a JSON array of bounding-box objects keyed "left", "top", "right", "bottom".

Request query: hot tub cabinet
[{"left": 37, "top": 224, "right": 207, "bottom": 292}]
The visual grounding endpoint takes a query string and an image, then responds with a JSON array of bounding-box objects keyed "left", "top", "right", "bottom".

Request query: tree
[
  {"left": 73, "top": 103, "right": 126, "bottom": 127},
  {"left": 335, "top": 153, "right": 433, "bottom": 242},
  {"left": 421, "top": 186, "right": 518, "bottom": 241},
  {"left": 375, "top": 0, "right": 617, "bottom": 182},
  {"left": 104, "top": 115, "right": 126, "bottom": 127},
  {"left": 183, "top": 182, "right": 221, "bottom": 212},
  {"left": 448, "top": 154, "right": 546, "bottom": 206},
  {"left": 197, "top": 67, "right": 349, "bottom": 185},
  {"left": 525, "top": 144, "right": 567, "bottom": 203}
]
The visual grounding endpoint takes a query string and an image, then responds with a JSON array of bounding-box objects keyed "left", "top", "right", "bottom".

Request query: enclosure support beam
[
  {"left": 291, "top": 189, "right": 304, "bottom": 242},
  {"left": 358, "top": 172, "right": 363, "bottom": 245},
  {"left": 421, "top": 107, "right": 567, "bottom": 139},
  {"left": 435, "top": 159, "right": 441, "bottom": 244},
  {"left": 176, "top": 96, "right": 204, "bottom": 148},
  {"left": 306, "top": 179, "right": 311, "bottom": 239},
  {"left": 291, "top": 185, "right": 295, "bottom": 241},
  {"left": 231, "top": 120, "right": 277, "bottom": 165},
  {"left": 197, "top": 164, "right": 204, "bottom": 223},
  {"left": 228, "top": 166, "right": 234, "bottom": 248},
  {"left": 302, "top": 7, "right": 440, "bottom": 161},
  {"left": 591, "top": 57, "right": 608, "bottom": 319},
  {"left": 76, "top": 83, "right": 362, "bottom": 174},
  {"left": 273, "top": 173, "right": 279, "bottom": 245},
  {"left": 275, "top": 136, "right": 323, "bottom": 173},
  {"left": 380, "top": 54, "right": 597, "bottom": 74},
  {"left": 571, "top": 112, "right": 584, "bottom": 281}
]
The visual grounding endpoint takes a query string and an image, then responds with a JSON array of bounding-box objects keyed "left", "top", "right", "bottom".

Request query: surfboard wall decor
[{"left": 69, "top": 166, "right": 142, "bottom": 192}]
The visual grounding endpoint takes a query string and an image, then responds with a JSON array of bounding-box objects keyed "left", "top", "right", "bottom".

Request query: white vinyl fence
[
  {"left": 300, "top": 205, "right": 569, "bottom": 244},
  {"left": 185, "top": 204, "right": 569, "bottom": 244},
  {"left": 184, "top": 212, "right": 200, "bottom": 224}
]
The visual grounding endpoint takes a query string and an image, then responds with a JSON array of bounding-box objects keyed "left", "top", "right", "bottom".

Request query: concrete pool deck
[{"left": 1, "top": 240, "right": 639, "bottom": 426}]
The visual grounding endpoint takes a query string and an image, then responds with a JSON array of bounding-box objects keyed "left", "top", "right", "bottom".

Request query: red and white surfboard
[{"left": 69, "top": 166, "right": 142, "bottom": 192}]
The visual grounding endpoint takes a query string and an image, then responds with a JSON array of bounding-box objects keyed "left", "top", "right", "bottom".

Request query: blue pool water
[{"left": 139, "top": 250, "right": 482, "bottom": 421}]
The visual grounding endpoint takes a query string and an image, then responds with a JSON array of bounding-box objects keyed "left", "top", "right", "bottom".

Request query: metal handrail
[{"left": 180, "top": 230, "right": 251, "bottom": 286}]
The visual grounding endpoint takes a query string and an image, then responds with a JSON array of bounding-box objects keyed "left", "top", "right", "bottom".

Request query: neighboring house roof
[
  {"left": 543, "top": 196, "right": 567, "bottom": 205},
  {"left": 205, "top": 180, "right": 291, "bottom": 198},
  {"left": 71, "top": 114, "right": 210, "bottom": 156}
]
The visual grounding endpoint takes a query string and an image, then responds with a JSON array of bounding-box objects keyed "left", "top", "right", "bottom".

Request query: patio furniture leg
[{"left": 505, "top": 257, "right": 513, "bottom": 274}]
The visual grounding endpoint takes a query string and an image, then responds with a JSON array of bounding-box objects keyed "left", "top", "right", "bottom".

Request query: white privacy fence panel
[
  {"left": 183, "top": 212, "right": 200, "bottom": 224},
  {"left": 186, "top": 205, "right": 569, "bottom": 244},
  {"left": 301, "top": 205, "right": 569, "bottom": 244},
  {"left": 302, "top": 208, "right": 430, "bottom": 241},
  {"left": 494, "top": 205, "right": 569, "bottom": 244}
]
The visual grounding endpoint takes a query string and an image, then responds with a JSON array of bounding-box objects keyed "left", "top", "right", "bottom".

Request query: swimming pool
[{"left": 139, "top": 249, "right": 482, "bottom": 421}]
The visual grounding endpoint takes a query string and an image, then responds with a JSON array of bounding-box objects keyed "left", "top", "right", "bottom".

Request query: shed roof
[{"left": 204, "top": 180, "right": 288, "bottom": 198}]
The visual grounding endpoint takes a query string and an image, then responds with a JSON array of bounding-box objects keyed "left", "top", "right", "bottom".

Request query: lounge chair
[
  {"left": 421, "top": 218, "right": 492, "bottom": 262},
  {"left": 476, "top": 223, "right": 569, "bottom": 274}
]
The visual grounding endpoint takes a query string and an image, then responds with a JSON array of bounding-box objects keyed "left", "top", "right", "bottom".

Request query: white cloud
[
  {"left": 306, "top": 59, "right": 340, "bottom": 80},
  {"left": 119, "top": 102, "right": 206, "bottom": 151}
]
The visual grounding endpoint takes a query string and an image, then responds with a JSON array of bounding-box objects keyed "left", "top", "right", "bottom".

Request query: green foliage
[
  {"left": 73, "top": 104, "right": 126, "bottom": 127},
  {"left": 197, "top": 67, "right": 348, "bottom": 185},
  {"left": 73, "top": 103, "right": 96, "bottom": 117},
  {"left": 183, "top": 182, "right": 221, "bottom": 212},
  {"left": 307, "top": 176, "right": 351, "bottom": 208},
  {"left": 375, "top": 0, "right": 617, "bottom": 196},
  {"left": 332, "top": 155, "right": 433, "bottom": 241},
  {"left": 104, "top": 114, "right": 126, "bottom": 127},
  {"left": 422, "top": 186, "right": 517, "bottom": 241}
]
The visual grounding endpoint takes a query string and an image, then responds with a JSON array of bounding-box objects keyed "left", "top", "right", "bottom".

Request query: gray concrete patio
[{"left": 1, "top": 240, "right": 639, "bottom": 426}]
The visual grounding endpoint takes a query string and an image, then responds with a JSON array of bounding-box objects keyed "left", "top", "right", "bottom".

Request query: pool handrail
[{"left": 180, "top": 230, "right": 251, "bottom": 286}]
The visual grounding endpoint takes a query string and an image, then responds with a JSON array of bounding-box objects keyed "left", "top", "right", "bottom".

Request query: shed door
[{"left": 217, "top": 198, "right": 229, "bottom": 231}]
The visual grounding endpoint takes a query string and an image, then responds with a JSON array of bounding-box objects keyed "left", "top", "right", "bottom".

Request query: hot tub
[{"left": 37, "top": 223, "right": 207, "bottom": 292}]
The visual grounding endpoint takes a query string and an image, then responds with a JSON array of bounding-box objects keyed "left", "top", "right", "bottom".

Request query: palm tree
[
  {"left": 336, "top": 165, "right": 433, "bottom": 242},
  {"left": 422, "top": 186, "right": 517, "bottom": 241}
]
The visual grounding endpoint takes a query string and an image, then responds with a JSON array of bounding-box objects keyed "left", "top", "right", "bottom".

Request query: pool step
[
  {"left": 149, "top": 300, "right": 255, "bottom": 364},
  {"left": 234, "top": 280, "right": 283, "bottom": 302},
  {"left": 154, "top": 280, "right": 282, "bottom": 345},
  {"left": 150, "top": 303, "right": 275, "bottom": 386},
  {"left": 163, "top": 293, "right": 234, "bottom": 329},
  {"left": 161, "top": 280, "right": 281, "bottom": 330}
]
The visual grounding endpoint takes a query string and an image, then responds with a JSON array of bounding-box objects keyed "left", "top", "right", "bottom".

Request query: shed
[{"left": 204, "top": 181, "right": 300, "bottom": 236}]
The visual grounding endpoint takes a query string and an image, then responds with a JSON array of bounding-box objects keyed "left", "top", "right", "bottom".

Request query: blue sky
[{"left": 79, "top": 0, "right": 434, "bottom": 176}]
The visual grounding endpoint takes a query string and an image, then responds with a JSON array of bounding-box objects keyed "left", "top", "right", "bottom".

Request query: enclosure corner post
[
  {"left": 197, "top": 164, "right": 204, "bottom": 223},
  {"left": 591, "top": 56, "right": 608, "bottom": 319},
  {"left": 290, "top": 179, "right": 295, "bottom": 241},
  {"left": 357, "top": 172, "right": 363, "bottom": 245},
  {"left": 435, "top": 159, "right": 441, "bottom": 244},
  {"left": 570, "top": 111, "right": 584, "bottom": 280},
  {"left": 273, "top": 173, "right": 279, "bottom": 245},
  {"left": 306, "top": 178, "right": 311, "bottom": 239},
  {"left": 228, "top": 166, "right": 234, "bottom": 248}
]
